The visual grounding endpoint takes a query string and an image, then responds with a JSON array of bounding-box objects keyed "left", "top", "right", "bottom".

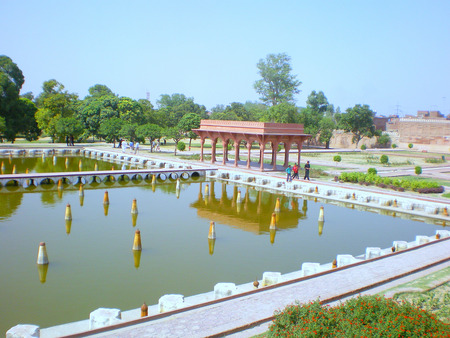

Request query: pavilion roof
[{"left": 193, "top": 120, "right": 309, "bottom": 136}]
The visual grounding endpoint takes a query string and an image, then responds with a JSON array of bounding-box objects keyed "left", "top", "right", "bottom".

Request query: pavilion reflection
[{"left": 191, "top": 182, "right": 307, "bottom": 234}]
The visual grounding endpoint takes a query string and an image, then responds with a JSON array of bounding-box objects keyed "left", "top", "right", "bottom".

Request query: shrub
[
  {"left": 415, "top": 166, "right": 422, "bottom": 175},
  {"left": 360, "top": 144, "right": 367, "bottom": 150},
  {"left": 367, "top": 168, "right": 377, "bottom": 175},
  {"left": 425, "top": 157, "right": 445, "bottom": 164},
  {"left": 417, "top": 186, "right": 444, "bottom": 194},
  {"left": 380, "top": 154, "right": 389, "bottom": 164},
  {"left": 268, "top": 296, "right": 449, "bottom": 337},
  {"left": 177, "top": 141, "right": 186, "bottom": 151},
  {"left": 377, "top": 133, "right": 391, "bottom": 147},
  {"left": 391, "top": 143, "right": 397, "bottom": 148},
  {"left": 408, "top": 143, "right": 414, "bottom": 149},
  {"left": 333, "top": 155, "right": 342, "bottom": 163}
]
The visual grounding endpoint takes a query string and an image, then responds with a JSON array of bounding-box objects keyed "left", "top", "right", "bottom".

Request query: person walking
[
  {"left": 304, "top": 161, "right": 311, "bottom": 180},
  {"left": 285, "top": 165, "right": 292, "bottom": 182},
  {"left": 292, "top": 163, "right": 299, "bottom": 180},
  {"left": 134, "top": 142, "right": 139, "bottom": 154}
]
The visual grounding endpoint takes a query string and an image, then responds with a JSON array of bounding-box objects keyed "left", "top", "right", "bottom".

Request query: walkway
[{"left": 78, "top": 238, "right": 450, "bottom": 338}]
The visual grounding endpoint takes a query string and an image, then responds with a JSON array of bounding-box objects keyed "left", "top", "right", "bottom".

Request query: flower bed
[{"left": 268, "top": 295, "right": 449, "bottom": 337}]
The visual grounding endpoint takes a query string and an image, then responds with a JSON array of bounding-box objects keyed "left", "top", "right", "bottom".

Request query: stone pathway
[{"left": 83, "top": 239, "right": 449, "bottom": 338}]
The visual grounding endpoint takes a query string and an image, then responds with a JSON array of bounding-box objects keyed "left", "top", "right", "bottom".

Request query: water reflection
[
  {"left": 0, "top": 155, "right": 145, "bottom": 174},
  {"left": 191, "top": 182, "right": 306, "bottom": 234}
]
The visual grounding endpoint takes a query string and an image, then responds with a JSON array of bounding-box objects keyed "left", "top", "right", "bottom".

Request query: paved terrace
[{"left": 56, "top": 237, "right": 448, "bottom": 338}]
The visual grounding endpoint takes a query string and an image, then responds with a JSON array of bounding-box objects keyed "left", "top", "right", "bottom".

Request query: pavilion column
[
  {"left": 297, "top": 141, "right": 303, "bottom": 165},
  {"left": 270, "top": 142, "right": 275, "bottom": 165},
  {"left": 211, "top": 138, "right": 217, "bottom": 164},
  {"left": 234, "top": 140, "right": 240, "bottom": 167},
  {"left": 246, "top": 141, "right": 252, "bottom": 169},
  {"left": 272, "top": 142, "right": 278, "bottom": 170},
  {"left": 259, "top": 142, "right": 265, "bottom": 171},
  {"left": 222, "top": 139, "right": 228, "bottom": 165},
  {"left": 284, "top": 142, "right": 291, "bottom": 167},
  {"left": 200, "top": 137, "right": 205, "bottom": 162}
]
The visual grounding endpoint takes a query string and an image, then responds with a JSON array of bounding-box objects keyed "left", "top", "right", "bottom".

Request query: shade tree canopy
[
  {"left": 339, "top": 104, "right": 377, "bottom": 147},
  {"left": 0, "top": 55, "right": 38, "bottom": 141},
  {"left": 254, "top": 53, "right": 301, "bottom": 106}
]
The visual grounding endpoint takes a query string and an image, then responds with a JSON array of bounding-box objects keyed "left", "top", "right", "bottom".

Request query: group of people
[
  {"left": 285, "top": 161, "right": 310, "bottom": 182},
  {"left": 65, "top": 135, "right": 75, "bottom": 146},
  {"left": 119, "top": 139, "right": 140, "bottom": 154}
]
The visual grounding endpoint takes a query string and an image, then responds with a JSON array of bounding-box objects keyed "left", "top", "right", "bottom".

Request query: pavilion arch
[{"left": 193, "top": 120, "right": 310, "bottom": 171}]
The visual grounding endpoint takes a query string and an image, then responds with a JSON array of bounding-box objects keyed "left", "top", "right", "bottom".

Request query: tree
[
  {"left": 333, "top": 155, "right": 342, "bottom": 164},
  {"left": 254, "top": 53, "right": 301, "bottom": 106},
  {"left": 136, "top": 123, "right": 162, "bottom": 152},
  {"left": 0, "top": 55, "right": 38, "bottom": 142},
  {"left": 318, "top": 117, "right": 336, "bottom": 149},
  {"left": 119, "top": 123, "right": 139, "bottom": 142},
  {"left": 15, "top": 98, "right": 39, "bottom": 141},
  {"left": 98, "top": 117, "right": 123, "bottom": 147},
  {"left": 87, "top": 84, "right": 114, "bottom": 98},
  {"left": 165, "top": 126, "right": 184, "bottom": 155},
  {"left": 300, "top": 91, "right": 335, "bottom": 145},
  {"left": 177, "top": 113, "right": 201, "bottom": 150},
  {"left": 77, "top": 85, "right": 119, "bottom": 140},
  {"left": 156, "top": 93, "right": 207, "bottom": 127},
  {"left": 380, "top": 154, "right": 389, "bottom": 165},
  {"left": 261, "top": 102, "right": 299, "bottom": 123},
  {"left": 339, "top": 104, "right": 377, "bottom": 148},
  {"left": 377, "top": 133, "right": 391, "bottom": 148},
  {"left": 118, "top": 97, "right": 144, "bottom": 124},
  {"left": 35, "top": 79, "right": 79, "bottom": 142},
  {"left": 55, "top": 117, "right": 84, "bottom": 141}
]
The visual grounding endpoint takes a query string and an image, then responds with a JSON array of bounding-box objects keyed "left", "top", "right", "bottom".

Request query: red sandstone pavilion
[{"left": 193, "top": 120, "right": 310, "bottom": 171}]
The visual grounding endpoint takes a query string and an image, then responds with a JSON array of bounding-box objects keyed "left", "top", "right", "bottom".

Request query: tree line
[{"left": 0, "top": 53, "right": 385, "bottom": 151}]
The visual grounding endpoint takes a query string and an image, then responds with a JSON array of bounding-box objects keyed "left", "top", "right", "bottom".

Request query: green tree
[
  {"left": 118, "top": 97, "right": 144, "bottom": 124},
  {"left": 261, "top": 102, "right": 299, "bottom": 123},
  {"left": 339, "top": 104, "right": 377, "bottom": 148},
  {"left": 34, "top": 79, "right": 79, "bottom": 142},
  {"left": 15, "top": 98, "right": 39, "bottom": 141},
  {"left": 377, "top": 133, "right": 391, "bottom": 148},
  {"left": 77, "top": 85, "right": 119, "bottom": 140},
  {"left": 0, "top": 116, "right": 5, "bottom": 135},
  {"left": 98, "top": 117, "right": 123, "bottom": 147},
  {"left": 136, "top": 123, "right": 162, "bottom": 152},
  {"left": 55, "top": 117, "right": 84, "bottom": 141},
  {"left": 223, "top": 102, "right": 251, "bottom": 121},
  {"left": 0, "top": 55, "right": 39, "bottom": 142},
  {"left": 119, "top": 123, "right": 139, "bottom": 142},
  {"left": 300, "top": 91, "right": 335, "bottom": 145},
  {"left": 88, "top": 84, "right": 114, "bottom": 97},
  {"left": 254, "top": 53, "right": 301, "bottom": 106},
  {"left": 177, "top": 113, "right": 201, "bottom": 150},
  {"left": 318, "top": 116, "right": 336, "bottom": 149},
  {"left": 244, "top": 101, "right": 268, "bottom": 121},
  {"left": 165, "top": 126, "right": 184, "bottom": 155},
  {"left": 380, "top": 154, "right": 389, "bottom": 165},
  {"left": 156, "top": 93, "right": 207, "bottom": 127}
]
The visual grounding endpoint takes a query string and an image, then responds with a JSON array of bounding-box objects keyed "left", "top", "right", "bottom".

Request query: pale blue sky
[{"left": 1, "top": 0, "right": 449, "bottom": 116}]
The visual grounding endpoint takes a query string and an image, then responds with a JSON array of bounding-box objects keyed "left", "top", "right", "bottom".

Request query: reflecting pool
[
  {"left": 0, "top": 158, "right": 445, "bottom": 334},
  {"left": 0, "top": 154, "right": 144, "bottom": 174}
]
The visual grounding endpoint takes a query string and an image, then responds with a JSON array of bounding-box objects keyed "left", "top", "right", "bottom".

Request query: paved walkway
[{"left": 81, "top": 238, "right": 450, "bottom": 338}]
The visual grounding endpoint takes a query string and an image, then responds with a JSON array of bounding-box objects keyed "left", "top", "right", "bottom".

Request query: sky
[{"left": 1, "top": 0, "right": 450, "bottom": 116}]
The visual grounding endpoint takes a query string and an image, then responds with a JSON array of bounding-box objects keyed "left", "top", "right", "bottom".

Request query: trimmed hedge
[{"left": 339, "top": 172, "right": 443, "bottom": 194}]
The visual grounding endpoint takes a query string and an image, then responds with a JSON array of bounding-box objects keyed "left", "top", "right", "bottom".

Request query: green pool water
[{"left": 0, "top": 156, "right": 445, "bottom": 334}]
